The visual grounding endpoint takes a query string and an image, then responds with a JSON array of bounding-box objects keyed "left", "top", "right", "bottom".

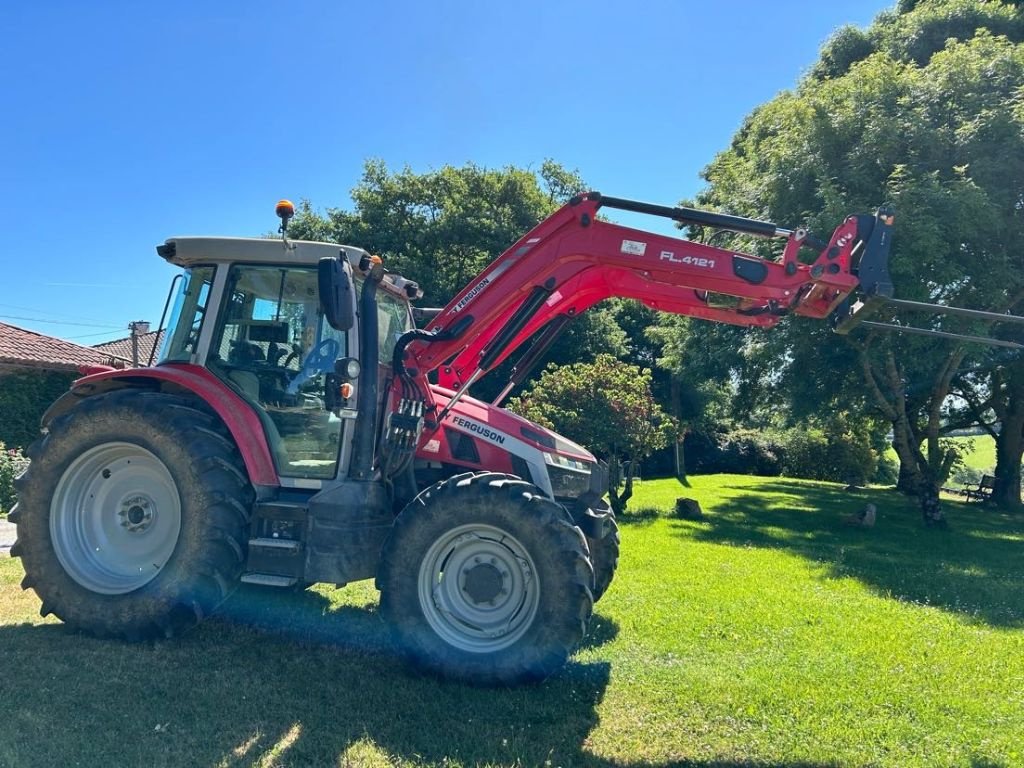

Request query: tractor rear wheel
[
  {"left": 377, "top": 472, "right": 593, "bottom": 685},
  {"left": 10, "top": 390, "right": 251, "bottom": 639}
]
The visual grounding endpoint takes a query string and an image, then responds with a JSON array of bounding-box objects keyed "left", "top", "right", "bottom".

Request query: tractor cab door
[{"left": 207, "top": 263, "right": 353, "bottom": 483}]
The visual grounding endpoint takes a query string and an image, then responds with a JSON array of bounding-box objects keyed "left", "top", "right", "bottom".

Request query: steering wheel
[{"left": 285, "top": 338, "right": 340, "bottom": 395}]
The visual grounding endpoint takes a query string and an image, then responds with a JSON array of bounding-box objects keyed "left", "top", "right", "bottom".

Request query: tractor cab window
[
  {"left": 208, "top": 264, "right": 348, "bottom": 480},
  {"left": 376, "top": 286, "right": 414, "bottom": 362},
  {"left": 160, "top": 266, "right": 215, "bottom": 363}
]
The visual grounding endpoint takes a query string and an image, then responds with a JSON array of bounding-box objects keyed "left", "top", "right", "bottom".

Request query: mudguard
[{"left": 41, "top": 363, "right": 279, "bottom": 486}]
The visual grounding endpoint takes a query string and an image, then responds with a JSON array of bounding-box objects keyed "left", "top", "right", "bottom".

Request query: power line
[
  {"left": 0, "top": 301, "right": 118, "bottom": 325},
  {"left": 0, "top": 314, "right": 123, "bottom": 329},
  {"left": 66, "top": 329, "right": 130, "bottom": 340}
]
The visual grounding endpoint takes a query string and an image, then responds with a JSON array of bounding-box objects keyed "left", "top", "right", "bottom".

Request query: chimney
[{"left": 128, "top": 321, "right": 150, "bottom": 367}]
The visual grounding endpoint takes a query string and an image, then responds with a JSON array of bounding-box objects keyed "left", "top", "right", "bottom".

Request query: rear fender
[{"left": 41, "top": 364, "right": 279, "bottom": 486}]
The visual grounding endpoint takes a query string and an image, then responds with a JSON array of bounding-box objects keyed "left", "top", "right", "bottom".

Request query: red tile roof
[
  {"left": 93, "top": 330, "right": 166, "bottom": 365},
  {"left": 0, "top": 322, "right": 131, "bottom": 372}
]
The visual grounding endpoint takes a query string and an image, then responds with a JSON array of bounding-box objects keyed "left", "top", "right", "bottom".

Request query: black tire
[
  {"left": 9, "top": 390, "right": 252, "bottom": 639},
  {"left": 586, "top": 511, "right": 620, "bottom": 603},
  {"left": 377, "top": 472, "right": 594, "bottom": 685}
]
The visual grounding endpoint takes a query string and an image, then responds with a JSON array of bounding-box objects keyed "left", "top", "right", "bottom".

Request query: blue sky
[{"left": 1, "top": 0, "right": 890, "bottom": 345}]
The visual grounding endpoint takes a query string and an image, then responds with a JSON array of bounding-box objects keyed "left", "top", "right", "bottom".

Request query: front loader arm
[{"left": 402, "top": 192, "right": 879, "bottom": 392}]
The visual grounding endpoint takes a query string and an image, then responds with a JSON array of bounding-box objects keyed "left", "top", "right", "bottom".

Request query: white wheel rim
[
  {"left": 417, "top": 523, "right": 540, "bottom": 653},
  {"left": 50, "top": 442, "right": 182, "bottom": 595}
]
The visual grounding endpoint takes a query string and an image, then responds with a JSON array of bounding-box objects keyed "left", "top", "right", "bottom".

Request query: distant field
[
  {"left": 950, "top": 434, "right": 998, "bottom": 473},
  {"left": 886, "top": 434, "right": 1009, "bottom": 484},
  {"left": 2, "top": 475, "right": 1022, "bottom": 767}
]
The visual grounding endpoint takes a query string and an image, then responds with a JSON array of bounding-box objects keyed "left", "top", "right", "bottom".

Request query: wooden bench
[{"left": 965, "top": 474, "right": 996, "bottom": 502}]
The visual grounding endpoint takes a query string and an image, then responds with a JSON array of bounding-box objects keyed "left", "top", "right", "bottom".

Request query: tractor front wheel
[
  {"left": 10, "top": 390, "right": 251, "bottom": 639},
  {"left": 586, "top": 508, "right": 620, "bottom": 602},
  {"left": 377, "top": 472, "right": 593, "bottom": 685}
]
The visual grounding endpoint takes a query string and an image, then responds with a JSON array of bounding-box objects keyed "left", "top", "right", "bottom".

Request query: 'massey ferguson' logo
[
  {"left": 449, "top": 277, "right": 490, "bottom": 314},
  {"left": 450, "top": 415, "right": 506, "bottom": 445}
]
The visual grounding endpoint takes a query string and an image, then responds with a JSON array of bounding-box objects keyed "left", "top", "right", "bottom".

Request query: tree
[
  {"left": 646, "top": 314, "right": 735, "bottom": 479},
  {"left": 507, "top": 355, "right": 676, "bottom": 514},
  {"left": 287, "top": 159, "right": 584, "bottom": 307},
  {"left": 686, "top": 0, "right": 1024, "bottom": 521},
  {"left": 286, "top": 159, "right": 632, "bottom": 400}
]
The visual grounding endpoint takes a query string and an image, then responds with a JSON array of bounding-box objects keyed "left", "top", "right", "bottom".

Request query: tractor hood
[
  {"left": 417, "top": 385, "right": 605, "bottom": 501},
  {"left": 428, "top": 385, "right": 594, "bottom": 463}
]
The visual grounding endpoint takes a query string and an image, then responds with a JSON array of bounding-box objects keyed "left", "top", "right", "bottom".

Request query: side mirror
[{"left": 318, "top": 255, "right": 355, "bottom": 331}]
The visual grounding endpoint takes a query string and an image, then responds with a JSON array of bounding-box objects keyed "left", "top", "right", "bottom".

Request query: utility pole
[{"left": 128, "top": 321, "right": 150, "bottom": 367}]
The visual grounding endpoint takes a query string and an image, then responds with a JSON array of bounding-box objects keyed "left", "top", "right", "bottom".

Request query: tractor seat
[{"left": 226, "top": 370, "right": 260, "bottom": 401}]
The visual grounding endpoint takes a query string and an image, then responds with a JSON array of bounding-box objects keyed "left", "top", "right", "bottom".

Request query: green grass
[
  {"left": 949, "top": 435, "right": 998, "bottom": 474},
  {"left": 887, "top": 434, "right": 1009, "bottom": 487},
  {"left": 2, "top": 475, "right": 1023, "bottom": 767}
]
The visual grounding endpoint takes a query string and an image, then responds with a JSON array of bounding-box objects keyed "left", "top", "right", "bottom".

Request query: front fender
[{"left": 42, "top": 364, "right": 279, "bottom": 486}]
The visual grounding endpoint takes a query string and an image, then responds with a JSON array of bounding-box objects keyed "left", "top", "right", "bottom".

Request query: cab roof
[
  {"left": 157, "top": 236, "right": 420, "bottom": 301},
  {"left": 157, "top": 237, "right": 372, "bottom": 269}
]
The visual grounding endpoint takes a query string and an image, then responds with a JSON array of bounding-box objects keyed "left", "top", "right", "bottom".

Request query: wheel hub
[
  {"left": 118, "top": 495, "right": 156, "bottom": 533},
  {"left": 417, "top": 524, "right": 540, "bottom": 653},
  {"left": 461, "top": 560, "right": 506, "bottom": 605},
  {"left": 50, "top": 442, "right": 182, "bottom": 595}
]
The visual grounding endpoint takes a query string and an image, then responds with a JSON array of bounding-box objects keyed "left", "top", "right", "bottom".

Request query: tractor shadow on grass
[
  {"left": 0, "top": 620, "right": 847, "bottom": 768},
  {"left": 0, "top": 569, "right": 866, "bottom": 768},
  {"left": 1, "top": 576, "right": 841, "bottom": 768},
  {"left": 672, "top": 480, "right": 1024, "bottom": 628},
  {"left": 218, "top": 582, "right": 620, "bottom": 653}
]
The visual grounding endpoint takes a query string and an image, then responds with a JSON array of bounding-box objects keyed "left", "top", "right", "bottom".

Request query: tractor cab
[{"left": 156, "top": 236, "right": 414, "bottom": 485}]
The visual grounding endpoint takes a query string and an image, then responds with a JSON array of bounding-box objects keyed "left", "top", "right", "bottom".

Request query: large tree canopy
[
  {"left": 287, "top": 159, "right": 584, "bottom": 307},
  {"left": 669, "top": 0, "right": 1024, "bottom": 517},
  {"left": 286, "top": 159, "right": 634, "bottom": 400}
]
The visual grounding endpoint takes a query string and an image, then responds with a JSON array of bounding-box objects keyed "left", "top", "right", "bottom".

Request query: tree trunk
[
  {"left": 607, "top": 455, "right": 634, "bottom": 516},
  {"left": 670, "top": 376, "right": 687, "bottom": 482},
  {"left": 860, "top": 344, "right": 965, "bottom": 526},
  {"left": 891, "top": 419, "right": 925, "bottom": 495},
  {"left": 995, "top": 421, "right": 1019, "bottom": 512},
  {"left": 919, "top": 483, "right": 945, "bottom": 526},
  {"left": 994, "top": 410, "right": 1024, "bottom": 509}
]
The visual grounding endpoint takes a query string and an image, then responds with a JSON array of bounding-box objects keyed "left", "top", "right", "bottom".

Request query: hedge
[{"left": 0, "top": 369, "right": 76, "bottom": 449}]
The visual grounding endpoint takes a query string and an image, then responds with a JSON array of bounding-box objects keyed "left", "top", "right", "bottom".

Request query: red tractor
[{"left": 11, "top": 193, "right": 1017, "bottom": 684}]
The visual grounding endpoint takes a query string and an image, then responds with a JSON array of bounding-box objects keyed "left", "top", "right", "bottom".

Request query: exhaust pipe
[{"left": 349, "top": 265, "right": 383, "bottom": 480}]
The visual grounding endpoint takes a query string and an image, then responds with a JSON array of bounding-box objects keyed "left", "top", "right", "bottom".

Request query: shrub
[
  {"left": 873, "top": 454, "right": 899, "bottom": 486},
  {"left": 951, "top": 464, "right": 984, "bottom": 486},
  {"left": 685, "top": 424, "right": 886, "bottom": 484},
  {"left": 779, "top": 427, "right": 877, "bottom": 484},
  {"left": 0, "top": 442, "right": 30, "bottom": 516},
  {"left": 684, "top": 428, "right": 784, "bottom": 476}
]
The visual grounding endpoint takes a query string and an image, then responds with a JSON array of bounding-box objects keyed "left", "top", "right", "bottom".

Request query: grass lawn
[
  {"left": 1, "top": 475, "right": 1022, "bottom": 767},
  {"left": 949, "top": 435, "right": 998, "bottom": 475}
]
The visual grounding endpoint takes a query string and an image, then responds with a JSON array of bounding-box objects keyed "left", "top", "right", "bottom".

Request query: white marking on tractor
[{"left": 621, "top": 239, "right": 647, "bottom": 256}]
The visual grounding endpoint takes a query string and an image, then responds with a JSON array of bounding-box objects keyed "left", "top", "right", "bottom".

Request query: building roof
[
  {"left": 93, "top": 330, "right": 166, "bottom": 365},
  {"left": 0, "top": 322, "right": 131, "bottom": 372}
]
